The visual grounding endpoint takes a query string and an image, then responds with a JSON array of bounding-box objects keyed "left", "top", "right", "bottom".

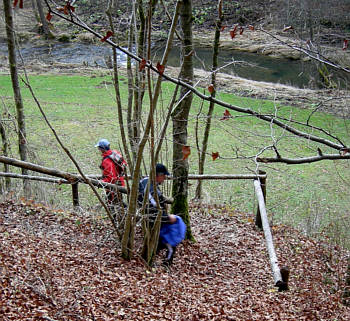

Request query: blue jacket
[
  {"left": 138, "top": 177, "right": 166, "bottom": 210},
  {"left": 159, "top": 216, "right": 186, "bottom": 247}
]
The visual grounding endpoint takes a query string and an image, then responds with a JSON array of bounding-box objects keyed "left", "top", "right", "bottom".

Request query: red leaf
[
  {"left": 283, "top": 26, "right": 293, "bottom": 32},
  {"left": 212, "top": 152, "right": 219, "bottom": 161},
  {"left": 220, "top": 25, "right": 227, "bottom": 32},
  {"left": 46, "top": 12, "right": 53, "bottom": 22},
  {"left": 248, "top": 25, "right": 254, "bottom": 31},
  {"left": 239, "top": 27, "right": 244, "bottom": 35},
  {"left": 13, "top": 0, "right": 18, "bottom": 8},
  {"left": 139, "top": 58, "right": 147, "bottom": 71},
  {"left": 19, "top": 0, "right": 23, "bottom": 9},
  {"left": 182, "top": 146, "right": 191, "bottom": 160},
  {"left": 101, "top": 31, "right": 114, "bottom": 42},
  {"left": 60, "top": 3, "right": 75, "bottom": 15},
  {"left": 208, "top": 84, "right": 214, "bottom": 94},
  {"left": 68, "top": 3, "right": 75, "bottom": 12},
  {"left": 220, "top": 109, "right": 232, "bottom": 120},
  {"left": 156, "top": 62, "right": 165, "bottom": 75},
  {"left": 230, "top": 30, "right": 236, "bottom": 39},
  {"left": 232, "top": 25, "right": 238, "bottom": 33},
  {"left": 343, "top": 39, "right": 348, "bottom": 50}
]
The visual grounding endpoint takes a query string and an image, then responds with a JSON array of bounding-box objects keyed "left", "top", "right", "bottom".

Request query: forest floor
[{"left": 1, "top": 199, "right": 349, "bottom": 320}]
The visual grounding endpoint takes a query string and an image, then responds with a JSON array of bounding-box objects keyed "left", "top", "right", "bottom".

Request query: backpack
[{"left": 104, "top": 151, "right": 126, "bottom": 174}]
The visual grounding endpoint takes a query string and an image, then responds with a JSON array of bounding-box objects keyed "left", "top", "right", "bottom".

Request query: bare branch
[
  {"left": 257, "top": 153, "right": 350, "bottom": 164},
  {"left": 259, "top": 28, "right": 350, "bottom": 74},
  {"left": 42, "top": 1, "right": 348, "bottom": 157}
]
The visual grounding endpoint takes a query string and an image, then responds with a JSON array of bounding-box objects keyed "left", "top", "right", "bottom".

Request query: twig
[{"left": 257, "top": 153, "right": 350, "bottom": 164}]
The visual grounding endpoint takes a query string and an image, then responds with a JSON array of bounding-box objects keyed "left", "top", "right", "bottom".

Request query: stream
[{"left": 0, "top": 41, "right": 328, "bottom": 88}]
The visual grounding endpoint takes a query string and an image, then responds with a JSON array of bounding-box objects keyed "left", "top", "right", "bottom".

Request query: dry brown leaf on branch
[{"left": 182, "top": 145, "right": 191, "bottom": 160}]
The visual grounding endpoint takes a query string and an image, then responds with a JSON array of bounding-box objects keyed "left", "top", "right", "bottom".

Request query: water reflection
[{"left": 152, "top": 45, "right": 316, "bottom": 88}]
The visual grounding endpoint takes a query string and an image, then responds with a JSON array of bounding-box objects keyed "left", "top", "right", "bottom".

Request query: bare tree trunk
[
  {"left": 195, "top": 0, "right": 222, "bottom": 200},
  {"left": 129, "top": 0, "right": 159, "bottom": 164},
  {"left": 127, "top": 1, "right": 137, "bottom": 162},
  {"left": 0, "top": 114, "right": 11, "bottom": 191},
  {"left": 3, "top": 0, "right": 29, "bottom": 196},
  {"left": 106, "top": 0, "right": 133, "bottom": 170},
  {"left": 171, "top": 0, "right": 194, "bottom": 241},
  {"left": 130, "top": 0, "right": 147, "bottom": 161},
  {"left": 36, "top": 0, "right": 52, "bottom": 38}
]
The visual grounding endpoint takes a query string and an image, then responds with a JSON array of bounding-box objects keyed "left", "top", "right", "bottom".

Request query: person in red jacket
[{"left": 95, "top": 139, "right": 127, "bottom": 205}]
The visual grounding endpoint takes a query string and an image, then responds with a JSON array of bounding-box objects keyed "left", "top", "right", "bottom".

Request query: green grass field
[{"left": 1, "top": 72, "right": 349, "bottom": 247}]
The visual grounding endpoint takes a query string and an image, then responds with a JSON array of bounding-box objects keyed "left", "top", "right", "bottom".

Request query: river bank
[
  {"left": 1, "top": 58, "right": 348, "bottom": 118},
  {"left": 1, "top": 7, "right": 349, "bottom": 118}
]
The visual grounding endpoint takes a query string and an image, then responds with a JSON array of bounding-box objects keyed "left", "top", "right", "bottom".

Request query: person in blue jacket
[{"left": 138, "top": 163, "right": 186, "bottom": 265}]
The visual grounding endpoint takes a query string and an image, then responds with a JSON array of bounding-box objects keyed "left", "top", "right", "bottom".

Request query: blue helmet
[{"left": 95, "top": 139, "right": 110, "bottom": 150}]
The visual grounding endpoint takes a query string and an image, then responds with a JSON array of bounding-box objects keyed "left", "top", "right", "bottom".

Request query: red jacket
[{"left": 100, "top": 150, "right": 127, "bottom": 186}]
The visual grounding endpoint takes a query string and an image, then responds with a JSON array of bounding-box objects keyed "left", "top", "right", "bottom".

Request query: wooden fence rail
[
  {"left": 254, "top": 179, "right": 289, "bottom": 291},
  {"left": 0, "top": 156, "right": 288, "bottom": 290},
  {"left": 0, "top": 156, "right": 267, "bottom": 207}
]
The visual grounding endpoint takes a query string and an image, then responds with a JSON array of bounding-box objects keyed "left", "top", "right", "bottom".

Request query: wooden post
[
  {"left": 72, "top": 182, "right": 79, "bottom": 207},
  {"left": 255, "top": 170, "right": 266, "bottom": 229},
  {"left": 277, "top": 266, "right": 290, "bottom": 292}
]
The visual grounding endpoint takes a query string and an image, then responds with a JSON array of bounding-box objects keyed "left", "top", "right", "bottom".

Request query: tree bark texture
[
  {"left": 3, "top": 0, "right": 29, "bottom": 194},
  {"left": 171, "top": 0, "right": 194, "bottom": 241}
]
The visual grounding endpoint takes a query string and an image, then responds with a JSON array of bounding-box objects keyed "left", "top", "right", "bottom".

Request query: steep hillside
[{"left": 0, "top": 200, "right": 349, "bottom": 320}]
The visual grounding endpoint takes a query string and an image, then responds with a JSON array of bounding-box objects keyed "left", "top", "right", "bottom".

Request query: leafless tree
[
  {"left": 195, "top": 0, "right": 223, "bottom": 200},
  {"left": 3, "top": 0, "right": 29, "bottom": 195}
]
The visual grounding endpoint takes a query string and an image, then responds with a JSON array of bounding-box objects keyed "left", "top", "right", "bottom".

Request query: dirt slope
[{"left": 0, "top": 200, "right": 349, "bottom": 320}]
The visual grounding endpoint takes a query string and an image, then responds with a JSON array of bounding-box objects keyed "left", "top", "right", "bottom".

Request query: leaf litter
[{"left": 0, "top": 200, "right": 349, "bottom": 320}]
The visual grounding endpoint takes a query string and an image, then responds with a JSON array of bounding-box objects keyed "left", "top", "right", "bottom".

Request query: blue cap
[
  {"left": 95, "top": 139, "right": 110, "bottom": 150},
  {"left": 156, "top": 163, "right": 170, "bottom": 176}
]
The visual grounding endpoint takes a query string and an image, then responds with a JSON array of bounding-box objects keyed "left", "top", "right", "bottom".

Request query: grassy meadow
[{"left": 0, "top": 71, "right": 350, "bottom": 247}]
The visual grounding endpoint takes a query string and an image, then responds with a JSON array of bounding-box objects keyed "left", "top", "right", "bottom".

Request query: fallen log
[{"left": 0, "top": 156, "right": 127, "bottom": 193}]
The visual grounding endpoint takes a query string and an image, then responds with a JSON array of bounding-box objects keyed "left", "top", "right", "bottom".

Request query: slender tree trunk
[
  {"left": 3, "top": 0, "right": 29, "bottom": 195},
  {"left": 137, "top": 0, "right": 180, "bottom": 264},
  {"left": 0, "top": 114, "right": 11, "bottom": 190},
  {"left": 130, "top": 0, "right": 146, "bottom": 161},
  {"left": 171, "top": 0, "right": 194, "bottom": 240},
  {"left": 106, "top": 0, "right": 133, "bottom": 171},
  {"left": 130, "top": 0, "right": 159, "bottom": 164},
  {"left": 195, "top": 0, "right": 222, "bottom": 200},
  {"left": 36, "top": 0, "right": 52, "bottom": 38},
  {"left": 127, "top": 2, "right": 137, "bottom": 162}
]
